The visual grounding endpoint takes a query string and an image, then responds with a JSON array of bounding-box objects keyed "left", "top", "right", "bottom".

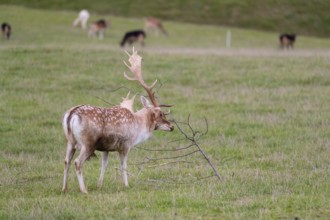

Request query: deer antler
[{"left": 123, "top": 47, "right": 159, "bottom": 107}]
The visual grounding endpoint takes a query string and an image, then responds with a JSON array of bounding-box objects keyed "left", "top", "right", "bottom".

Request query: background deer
[
  {"left": 1, "top": 22, "right": 11, "bottom": 40},
  {"left": 88, "top": 19, "right": 107, "bottom": 40},
  {"left": 73, "top": 9, "right": 90, "bottom": 29},
  {"left": 62, "top": 48, "right": 174, "bottom": 193},
  {"left": 120, "top": 30, "right": 146, "bottom": 47},
  {"left": 144, "top": 17, "right": 168, "bottom": 37},
  {"left": 279, "top": 33, "right": 296, "bottom": 49}
]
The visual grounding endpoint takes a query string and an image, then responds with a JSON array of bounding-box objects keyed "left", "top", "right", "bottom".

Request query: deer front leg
[
  {"left": 99, "top": 29, "right": 105, "bottom": 40},
  {"left": 98, "top": 151, "right": 109, "bottom": 188},
  {"left": 119, "top": 150, "right": 129, "bottom": 187},
  {"left": 74, "top": 147, "right": 93, "bottom": 193},
  {"left": 62, "top": 141, "right": 76, "bottom": 192}
]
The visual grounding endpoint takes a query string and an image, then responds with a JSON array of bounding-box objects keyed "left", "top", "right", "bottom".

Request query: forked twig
[
  {"left": 134, "top": 114, "right": 222, "bottom": 182},
  {"left": 173, "top": 115, "right": 222, "bottom": 181},
  {"left": 136, "top": 143, "right": 195, "bottom": 152}
]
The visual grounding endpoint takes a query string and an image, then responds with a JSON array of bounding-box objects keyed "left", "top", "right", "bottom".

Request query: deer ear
[{"left": 140, "top": 96, "right": 151, "bottom": 108}]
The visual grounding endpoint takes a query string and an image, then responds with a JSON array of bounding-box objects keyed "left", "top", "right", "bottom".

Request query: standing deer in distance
[
  {"left": 279, "top": 33, "right": 296, "bottom": 49},
  {"left": 62, "top": 48, "right": 174, "bottom": 193},
  {"left": 73, "top": 9, "right": 90, "bottom": 29},
  {"left": 1, "top": 22, "right": 11, "bottom": 40},
  {"left": 88, "top": 19, "right": 108, "bottom": 40},
  {"left": 144, "top": 17, "right": 168, "bottom": 37},
  {"left": 120, "top": 30, "right": 146, "bottom": 47}
]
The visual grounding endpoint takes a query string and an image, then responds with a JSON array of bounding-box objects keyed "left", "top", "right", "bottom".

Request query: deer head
[{"left": 124, "top": 47, "right": 174, "bottom": 131}]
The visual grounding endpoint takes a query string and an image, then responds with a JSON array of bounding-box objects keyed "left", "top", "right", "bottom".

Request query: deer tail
[{"left": 62, "top": 105, "right": 83, "bottom": 140}]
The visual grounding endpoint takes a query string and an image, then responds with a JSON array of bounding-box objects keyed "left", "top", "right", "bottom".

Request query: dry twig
[
  {"left": 172, "top": 115, "right": 222, "bottom": 181},
  {"left": 135, "top": 114, "right": 222, "bottom": 182}
]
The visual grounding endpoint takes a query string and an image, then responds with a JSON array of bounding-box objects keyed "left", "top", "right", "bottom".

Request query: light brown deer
[
  {"left": 62, "top": 48, "right": 174, "bottom": 193},
  {"left": 144, "top": 17, "right": 168, "bottom": 37},
  {"left": 88, "top": 19, "right": 107, "bottom": 40}
]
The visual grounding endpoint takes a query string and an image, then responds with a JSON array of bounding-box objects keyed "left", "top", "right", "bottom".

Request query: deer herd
[
  {"left": 3, "top": 9, "right": 297, "bottom": 49},
  {"left": 72, "top": 9, "right": 168, "bottom": 46},
  {"left": 62, "top": 48, "right": 174, "bottom": 193}
]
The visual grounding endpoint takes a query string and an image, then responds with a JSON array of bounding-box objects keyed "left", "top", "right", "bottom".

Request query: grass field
[
  {"left": 2, "top": 0, "right": 330, "bottom": 37},
  {"left": 1, "top": 5, "right": 330, "bottom": 219}
]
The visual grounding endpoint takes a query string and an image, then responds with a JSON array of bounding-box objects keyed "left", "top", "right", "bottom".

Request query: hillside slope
[{"left": 1, "top": 0, "right": 330, "bottom": 37}]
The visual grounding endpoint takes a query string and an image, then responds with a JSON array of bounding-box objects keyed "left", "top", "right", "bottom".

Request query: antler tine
[
  {"left": 123, "top": 71, "right": 137, "bottom": 81},
  {"left": 123, "top": 48, "right": 159, "bottom": 107},
  {"left": 125, "top": 91, "right": 131, "bottom": 99}
]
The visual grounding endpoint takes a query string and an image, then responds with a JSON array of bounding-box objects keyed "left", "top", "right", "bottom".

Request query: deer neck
[{"left": 133, "top": 108, "right": 155, "bottom": 145}]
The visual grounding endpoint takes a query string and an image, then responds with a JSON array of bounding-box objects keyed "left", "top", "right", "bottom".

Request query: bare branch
[
  {"left": 173, "top": 116, "right": 222, "bottom": 182},
  {"left": 146, "top": 150, "right": 199, "bottom": 161},
  {"left": 140, "top": 160, "right": 194, "bottom": 168},
  {"left": 135, "top": 143, "right": 195, "bottom": 152},
  {"left": 145, "top": 175, "right": 216, "bottom": 185}
]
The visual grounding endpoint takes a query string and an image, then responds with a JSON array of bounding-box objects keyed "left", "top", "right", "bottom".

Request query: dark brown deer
[
  {"left": 2, "top": 22, "right": 11, "bottom": 40},
  {"left": 120, "top": 30, "right": 146, "bottom": 47},
  {"left": 62, "top": 48, "right": 174, "bottom": 193},
  {"left": 279, "top": 33, "right": 296, "bottom": 49}
]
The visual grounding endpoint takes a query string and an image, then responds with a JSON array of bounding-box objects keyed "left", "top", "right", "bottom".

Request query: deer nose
[{"left": 170, "top": 125, "right": 174, "bottom": 131}]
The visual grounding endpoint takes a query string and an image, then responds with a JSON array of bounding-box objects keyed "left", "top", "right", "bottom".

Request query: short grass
[{"left": 1, "top": 5, "right": 330, "bottom": 220}]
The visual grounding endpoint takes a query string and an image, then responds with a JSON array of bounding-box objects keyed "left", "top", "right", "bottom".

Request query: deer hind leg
[
  {"left": 81, "top": 18, "right": 87, "bottom": 29},
  {"left": 98, "top": 151, "right": 109, "bottom": 188},
  {"left": 74, "top": 147, "right": 94, "bottom": 193},
  {"left": 119, "top": 150, "right": 129, "bottom": 187},
  {"left": 62, "top": 141, "right": 76, "bottom": 192}
]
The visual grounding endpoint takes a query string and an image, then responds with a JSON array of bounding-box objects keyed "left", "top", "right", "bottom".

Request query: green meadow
[
  {"left": 1, "top": 5, "right": 330, "bottom": 219},
  {"left": 2, "top": 0, "right": 330, "bottom": 37}
]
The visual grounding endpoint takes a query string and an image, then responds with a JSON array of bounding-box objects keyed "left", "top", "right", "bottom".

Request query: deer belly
[{"left": 95, "top": 135, "right": 127, "bottom": 151}]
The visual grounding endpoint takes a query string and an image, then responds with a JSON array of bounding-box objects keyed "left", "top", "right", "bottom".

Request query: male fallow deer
[
  {"left": 144, "top": 17, "right": 168, "bottom": 37},
  {"left": 62, "top": 48, "right": 174, "bottom": 193}
]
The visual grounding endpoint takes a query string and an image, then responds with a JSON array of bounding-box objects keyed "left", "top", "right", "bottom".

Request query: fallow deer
[
  {"left": 144, "top": 17, "right": 168, "bottom": 37},
  {"left": 1, "top": 22, "right": 11, "bottom": 40},
  {"left": 62, "top": 48, "right": 174, "bottom": 193},
  {"left": 88, "top": 19, "right": 108, "bottom": 40},
  {"left": 73, "top": 9, "right": 90, "bottom": 29},
  {"left": 279, "top": 33, "right": 296, "bottom": 49},
  {"left": 120, "top": 30, "right": 146, "bottom": 47}
]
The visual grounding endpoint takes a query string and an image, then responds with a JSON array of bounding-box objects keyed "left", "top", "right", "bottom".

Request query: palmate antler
[{"left": 123, "top": 47, "right": 159, "bottom": 107}]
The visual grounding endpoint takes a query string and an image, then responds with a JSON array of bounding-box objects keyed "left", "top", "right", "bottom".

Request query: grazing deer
[
  {"left": 62, "top": 48, "right": 174, "bottom": 193},
  {"left": 1, "top": 22, "right": 11, "bottom": 39},
  {"left": 120, "top": 30, "right": 146, "bottom": 47},
  {"left": 279, "top": 33, "right": 296, "bottom": 49},
  {"left": 88, "top": 19, "right": 108, "bottom": 40},
  {"left": 73, "top": 9, "right": 90, "bottom": 29},
  {"left": 144, "top": 17, "right": 168, "bottom": 37}
]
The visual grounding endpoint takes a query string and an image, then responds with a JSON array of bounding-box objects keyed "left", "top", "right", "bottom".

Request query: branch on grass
[
  {"left": 145, "top": 175, "right": 216, "bottom": 185},
  {"left": 135, "top": 114, "right": 222, "bottom": 183},
  {"left": 173, "top": 115, "right": 222, "bottom": 182},
  {"left": 136, "top": 143, "right": 195, "bottom": 152}
]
